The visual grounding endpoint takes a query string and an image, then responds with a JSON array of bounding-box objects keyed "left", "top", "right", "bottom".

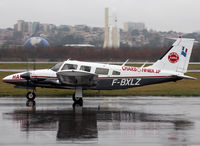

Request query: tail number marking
[{"left": 112, "top": 78, "right": 141, "bottom": 86}]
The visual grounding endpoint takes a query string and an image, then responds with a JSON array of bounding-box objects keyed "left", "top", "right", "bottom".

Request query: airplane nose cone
[
  {"left": 2, "top": 76, "right": 9, "bottom": 83},
  {"left": 2, "top": 75, "right": 13, "bottom": 83}
]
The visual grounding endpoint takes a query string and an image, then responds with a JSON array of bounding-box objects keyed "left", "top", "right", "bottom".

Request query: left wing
[{"left": 57, "top": 70, "right": 98, "bottom": 87}]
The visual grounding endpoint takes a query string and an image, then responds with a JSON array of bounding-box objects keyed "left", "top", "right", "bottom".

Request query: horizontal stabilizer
[{"left": 173, "top": 74, "right": 196, "bottom": 80}]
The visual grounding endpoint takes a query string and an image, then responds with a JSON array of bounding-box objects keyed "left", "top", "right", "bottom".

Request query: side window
[
  {"left": 112, "top": 70, "right": 121, "bottom": 75},
  {"left": 62, "top": 64, "right": 78, "bottom": 70},
  {"left": 95, "top": 68, "right": 109, "bottom": 75},
  {"left": 80, "top": 65, "right": 91, "bottom": 72}
]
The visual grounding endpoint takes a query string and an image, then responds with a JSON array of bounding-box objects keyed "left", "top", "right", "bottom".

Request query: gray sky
[{"left": 0, "top": 0, "right": 200, "bottom": 33}]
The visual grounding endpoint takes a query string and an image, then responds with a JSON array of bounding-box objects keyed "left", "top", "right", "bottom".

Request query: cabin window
[
  {"left": 112, "top": 70, "right": 121, "bottom": 75},
  {"left": 80, "top": 65, "right": 91, "bottom": 72},
  {"left": 61, "top": 64, "right": 78, "bottom": 70},
  {"left": 95, "top": 68, "right": 109, "bottom": 75}
]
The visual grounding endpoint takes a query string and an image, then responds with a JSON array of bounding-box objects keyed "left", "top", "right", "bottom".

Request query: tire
[
  {"left": 72, "top": 94, "right": 81, "bottom": 102},
  {"left": 26, "top": 92, "right": 36, "bottom": 100},
  {"left": 72, "top": 94, "right": 83, "bottom": 105}
]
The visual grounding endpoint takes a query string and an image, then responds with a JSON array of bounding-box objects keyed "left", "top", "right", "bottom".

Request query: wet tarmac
[{"left": 0, "top": 97, "right": 200, "bottom": 146}]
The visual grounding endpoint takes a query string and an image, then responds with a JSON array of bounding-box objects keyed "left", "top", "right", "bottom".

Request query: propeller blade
[
  {"left": 33, "top": 60, "right": 36, "bottom": 70},
  {"left": 20, "top": 72, "right": 31, "bottom": 80}
]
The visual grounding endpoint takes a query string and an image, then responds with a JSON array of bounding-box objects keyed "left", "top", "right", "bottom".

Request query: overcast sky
[{"left": 0, "top": 0, "right": 200, "bottom": 33}]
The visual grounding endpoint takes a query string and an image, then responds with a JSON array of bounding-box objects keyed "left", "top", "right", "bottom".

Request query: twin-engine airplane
[{"left": 2, "top": 38, "right": 196, "bottom": 104}]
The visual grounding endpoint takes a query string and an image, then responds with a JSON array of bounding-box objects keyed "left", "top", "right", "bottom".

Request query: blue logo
[{"left": 181, "top": 46, "right": 188, "bottom": 57}]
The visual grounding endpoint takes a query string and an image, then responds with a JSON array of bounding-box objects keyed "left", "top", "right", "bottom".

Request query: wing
[{"left": 57, "top": 70, "right": 98, "bottom": 87}]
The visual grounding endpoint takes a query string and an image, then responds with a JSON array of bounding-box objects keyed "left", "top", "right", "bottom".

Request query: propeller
[
  {"left": 20, "top": 72, "right": 31, "bottom": 80},
  {"left": 33, "top": 59, "right": 36, "bottom": 71},
  {"left": 20, "top": 59, "right": 32, "bottom": 87},
  {"left": 21, "top": 59, "right": 41, "bottom": 84}
]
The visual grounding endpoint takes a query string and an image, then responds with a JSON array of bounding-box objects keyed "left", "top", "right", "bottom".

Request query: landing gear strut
[
  {"left": 72, "top": 87, "right": 83, "bottom": 106},
  {"left": 26, "top": 88, "right": 36, "bottom": 107}
]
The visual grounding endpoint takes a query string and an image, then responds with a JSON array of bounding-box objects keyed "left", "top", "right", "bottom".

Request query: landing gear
[
  {"left": 72, "top": 87, "right": 83, "bottom": 106},
  {"left": 73, "top": 95, "right": 83, "bottom": 103},
  {"left": 26, "top": 91, "right": 36, "bottom": 100},
  {"left": 26, "top": 88, "right": 36, "bottom": 107}
]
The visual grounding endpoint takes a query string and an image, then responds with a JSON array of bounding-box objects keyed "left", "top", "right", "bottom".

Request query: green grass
[
  {"left": 0, "top": 71, "right": 200, "bottom": 97},
  {"left": 187, "top": 64, "right": 200, "bottom": 70}
]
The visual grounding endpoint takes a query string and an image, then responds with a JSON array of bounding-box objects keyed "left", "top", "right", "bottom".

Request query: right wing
[{"left": 57, "top": 70, "right": 98, "bottom": 87}]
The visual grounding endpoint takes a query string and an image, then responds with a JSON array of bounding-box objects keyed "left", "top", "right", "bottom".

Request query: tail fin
[{"left": 151, "top": 38, "right": 195, "bottom": 73}]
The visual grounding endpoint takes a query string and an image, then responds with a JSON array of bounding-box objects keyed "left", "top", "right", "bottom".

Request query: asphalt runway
[{"left": 1, "top": 97, "right": 200, "bottom": 146}]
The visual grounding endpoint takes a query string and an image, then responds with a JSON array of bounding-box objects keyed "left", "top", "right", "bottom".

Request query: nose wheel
[
  {"left": 26, "top": 89, "right": 36, "bottom": 107},
  {"left": 26, "top": 91, "right": 36, "bottom": 100}
]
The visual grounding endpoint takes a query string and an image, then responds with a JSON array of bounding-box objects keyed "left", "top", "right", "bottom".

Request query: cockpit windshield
[{"left": 50, "top": 62, "right": 63, "bottom": 72}]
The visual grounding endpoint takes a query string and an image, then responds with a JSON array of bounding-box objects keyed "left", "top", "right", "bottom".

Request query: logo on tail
[
  {"left": 181, "top": 46, "right": 188, "bottom": 57},
  {"left": 168, "top": 52, "right": 179, "bottom": 63}
]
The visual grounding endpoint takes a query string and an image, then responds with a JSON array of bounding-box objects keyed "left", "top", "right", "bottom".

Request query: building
[
  {"left": 17, "top": 20, "right": 25, "bottom": 32},
  {"left": 32, "top": 22, "right": 40, "bottom": 34},
  {"left": 49, "top": 24, "right": 56, "bottom": 32},
  {"left": 124, "top": 22, "right": 145, "bottom": 32},
  {"left": 64, "top": 44, "right": 95, "bottom": 48},
  {"left": 42, "top": 24, "right": 50, "bottom": 32},
  {"left": 28, "top": 22, "right": 33, "bottom": 33}
]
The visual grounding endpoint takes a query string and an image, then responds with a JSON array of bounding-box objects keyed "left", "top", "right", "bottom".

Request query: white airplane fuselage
[{"left": 2, "top": 60, "right": 181, "bottom": 90}]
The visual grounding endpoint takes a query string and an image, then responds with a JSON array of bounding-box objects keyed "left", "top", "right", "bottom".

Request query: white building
[{"left": 124, "top": 22, "right": 145, "bottom": 32}]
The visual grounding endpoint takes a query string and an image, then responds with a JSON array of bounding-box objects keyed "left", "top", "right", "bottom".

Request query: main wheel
[
  {"left": 26, "top": 92, "right": 36, "bottom": 100},
  {"left": 72, "top": 94, "right": 81, "bottom": 102},
  {"left": 72, "top": 94, "right": 83, "bottom": 105}
]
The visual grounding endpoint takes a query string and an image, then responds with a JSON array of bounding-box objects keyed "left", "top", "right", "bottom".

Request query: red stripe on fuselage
[
  {"left": 98, "top": 76, "right": 171, "bottom": 79},
  {"left": 28, "top": 76, "right": 171, "bottom": 79}
]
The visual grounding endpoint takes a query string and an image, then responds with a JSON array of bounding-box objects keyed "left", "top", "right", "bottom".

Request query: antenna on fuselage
[
  {"left": 140, "top": 61, "right": 147, "bottom": 69},
  {"left": 122, "top": 59, "right": 129, "bottom": 66}
]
